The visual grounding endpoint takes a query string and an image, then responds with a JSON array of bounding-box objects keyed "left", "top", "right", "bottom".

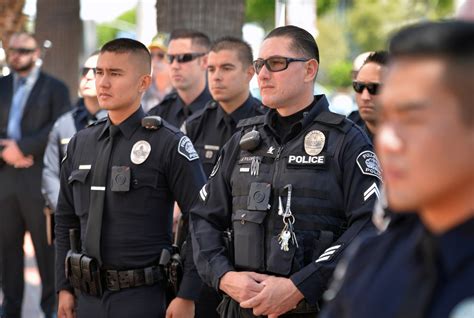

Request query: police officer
[
  {"left": 55, "top": 38, "right": 206, "bottom": 318},
  {"left": 190, "top": 25, "right": 381, "bottom": 318},
  {"left": 149, "top": 29, "right": 212, "bottom": 128},
  {"left": 183, "top": 37, "right": 266, "bottom": 177},
  {"left": 321, "top": 20, "right": 474, "bottom": 318},
  {"left": 42, "top": 51, "right": 106, "bottom": 214}
]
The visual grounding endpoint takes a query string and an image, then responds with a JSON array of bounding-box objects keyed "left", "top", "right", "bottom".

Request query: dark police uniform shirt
[
  {"left": 347, "top": 110, "right": 374, "bottom": 144},
  {"left": 148, "top": 88, "right": 212, "bottom": 129},
  {"left": 55, "top": 107, "right": 206, "bottom": 300},
  {"left": 190, "top": 94, "right": 381, "bottom": 304},
  {"left": 183, "top": 95, "right": 266, "bottom": 177},
  {"left": 321, "top": 215, "right": 474, "bottom": 318}
]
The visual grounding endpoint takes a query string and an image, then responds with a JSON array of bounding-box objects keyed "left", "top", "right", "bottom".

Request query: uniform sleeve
[
  {"left": 54, "top": 135, "right": 80, "bottom": 293},
  {"left": 18, "top": 80, "right": 70, "bottom": 158},
  {"left": 42, "top": 119, "right": 62, "bottom": 210},
  {"left": 164, "top": 132, "right": 207, "bottom": 300},
  {"left": 290, "top": 129, "right": 380, "bottom": 304},
  {"left": 189, "top": 136, "right": 240, "bottom": 291}
]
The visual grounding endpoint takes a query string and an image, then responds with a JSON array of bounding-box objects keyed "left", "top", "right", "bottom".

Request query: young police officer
[
  {"left": 190, "top": 25, "right": 381, "bottom": 317},
  {"left": 55, "top": 38, "right": 206, "bottom": 318},
  {"left": 321, "top": 20, "right": 474, "bottom": 318}
]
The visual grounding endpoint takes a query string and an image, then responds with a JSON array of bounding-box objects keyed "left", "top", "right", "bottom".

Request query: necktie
[
  {"left": 84, "top": 125, "right": 120, "bottom": 265},
  {"left": 7, "top": 77, "right": 27, "bottom": 140}
]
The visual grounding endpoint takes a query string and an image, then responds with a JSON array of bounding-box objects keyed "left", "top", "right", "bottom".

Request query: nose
[
  {"left": 257, "top": 63, "right": 270, "bottom": 81},
  {"left": 361, "top": 87, "right": 372, "bottom": 100},
  {"left": 376, "top": 124, "right": 403, "bottom": 155}
]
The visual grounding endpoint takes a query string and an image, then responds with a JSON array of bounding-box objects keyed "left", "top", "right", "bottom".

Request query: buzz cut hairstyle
[
  {"left": 210, "top": 36, "right": 253, "bottom": 67},
  {"left": 10, "top": 31, "right": 38, "bottom": 47},
  {"left": 100, "top": 38, "right": 151, "bottom": 72},
  {"left": 389, "top": 20, "right": 474, "bottom": 125},
  {"left": 363, "top": 51, "right": 389, "bottom": 67},
  {"left": 265, "top": 25, "right": 319, "bottom": 63},
  {"left": 169, "top": 29, "right": 211, "bottom": 51}
]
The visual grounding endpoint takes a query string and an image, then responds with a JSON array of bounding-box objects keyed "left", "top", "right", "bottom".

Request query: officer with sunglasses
[
  {"left": 349, "top": 51, "right": 389, "bottom": 143},
  {"left": 148, "top": 29, "right": 212, "bottom": 129},
  {"left": 190, "top": 25, "right": 381, "bottom": 317}
]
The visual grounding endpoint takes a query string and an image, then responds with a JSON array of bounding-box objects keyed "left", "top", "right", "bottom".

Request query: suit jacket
[{"left": 0, "top": 71, "right": 70, "bottom": 197}]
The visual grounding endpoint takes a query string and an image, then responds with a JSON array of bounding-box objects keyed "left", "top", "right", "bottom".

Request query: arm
[{"left": 42, "top": 118, "right": 63, "bottom": 210}]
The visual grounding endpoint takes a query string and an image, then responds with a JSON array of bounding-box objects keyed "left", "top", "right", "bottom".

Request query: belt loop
[
  {"left": 127, "top": 270, "right": 135, "bottom": 287},
  {"left": 144, "top": 267, "right": 154, "bottom": 285}
]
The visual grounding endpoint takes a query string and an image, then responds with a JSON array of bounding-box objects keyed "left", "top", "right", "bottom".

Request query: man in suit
[{"left": 0, "top": 32, "right": 70, "bottom": 318}]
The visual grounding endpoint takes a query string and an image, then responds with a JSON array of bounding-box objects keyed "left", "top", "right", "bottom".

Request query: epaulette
[
  {"left": 161, "top": 91, "right": 178, "bottom": 104},
  {"left": 313, "top": 111, "right": 351, "bottom": 132},
  {"left": 86, "top": 116, "right": 107, "bottom": 128},
  {"left": 236, "top": 115, "right": 266, "bottom": 128},
  {"left": 206, "top": 100, "right": 218, "bottom": 110}
]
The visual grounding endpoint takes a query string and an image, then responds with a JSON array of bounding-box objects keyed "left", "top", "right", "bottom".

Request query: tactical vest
[{"left": 230, "top": 111, "right": 352, "bottom": 276}]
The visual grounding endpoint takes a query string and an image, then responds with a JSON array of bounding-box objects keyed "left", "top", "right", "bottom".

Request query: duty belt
[{"left": 103, "top": 265, "right": 164, "bottom": 291}]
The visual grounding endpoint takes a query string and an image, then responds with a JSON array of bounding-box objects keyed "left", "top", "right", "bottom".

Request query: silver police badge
[
  {"left": 304, "top": 130, "right": 325, "bottom": 156},
  {"left": 130, "top": 140, "right": 151, "bottom": 165}
]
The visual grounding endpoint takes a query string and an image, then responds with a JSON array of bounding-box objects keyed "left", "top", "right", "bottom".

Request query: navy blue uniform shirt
[{"left": 321, "top": 215, "right": 474, "bottom": 318}]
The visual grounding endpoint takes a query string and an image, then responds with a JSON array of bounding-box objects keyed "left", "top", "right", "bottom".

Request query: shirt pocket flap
[
  {"left": 68, "top": 169, "right": 90, "bottom": 184},
  {"left": 232, "top": 210, "right": 267, "bottom": 225}
]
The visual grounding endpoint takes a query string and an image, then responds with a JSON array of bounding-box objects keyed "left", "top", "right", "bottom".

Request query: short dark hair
[
  {"left": 169, "top": 29, "right": 211, "bottom": 51},
  {"left": 389, "top": 20, "right": 474, "bottom": 125},
  {"left": 210, "top": 36, "right": 253, "bottom": 67},
  {"left": 364, "top": 50, "right": 389, "bottom": 67},
  {"left": 100, "top": 38, "right": 151, "bottom": 72},
  {"left": 265, "top": 25, "right": 319, "bottom": 63}
]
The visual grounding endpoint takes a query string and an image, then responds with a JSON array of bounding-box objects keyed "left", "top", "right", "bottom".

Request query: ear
[
  {"left": 304, "top": 59, "right": 319, "bottom": 83},
  {"left": 245, "top": 64, "right": 255, "bottom": 81},
  {"left": 138, "top": 74, "right": 152, "bottom": 93},
  {"left": 200, "top": 54, "right": 208, "bottom": 69}
]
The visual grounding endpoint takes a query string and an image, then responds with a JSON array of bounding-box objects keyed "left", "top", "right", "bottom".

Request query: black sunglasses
[
  {"left": 353, "top": 81, "right": 381, "bottom": 95},
  {"left": 253, "top": 56, "right": 310, "bottom": 75},
  {"left": 8, "top": 47, "right": 36, "bottom": 55},
  {"left": 81, "top": 67, "right": 96, "bottom": 77},
  {"left": 166, "top": 52, "right": 206, "bottom": 64}
]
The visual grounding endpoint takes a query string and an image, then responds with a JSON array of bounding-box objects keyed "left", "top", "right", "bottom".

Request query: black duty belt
[{"left": 103, "top": 265, "right": 164, "bottom": 291}]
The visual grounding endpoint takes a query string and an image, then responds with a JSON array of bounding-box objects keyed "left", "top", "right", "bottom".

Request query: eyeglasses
[
  {"left": 253, "top": 56, "right": 310, "bottom": 75},
  {"left": 8, "top": 47, "right": 36, "bottom": 55},
  {"left": 353, "top": 81, "right": 381, "bottom": 95},
  {"left": 151, "top": 52, "right": 165, "bottom": 60},
  {"left": 166, "top": 53, "right": 206, "bottom": 64},
  {"left": 81, "top": 67, "right": 96, "bottom": 77}
]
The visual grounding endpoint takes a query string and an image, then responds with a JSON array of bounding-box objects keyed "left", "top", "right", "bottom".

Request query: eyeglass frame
[
  {"left": 166, "top": 52, "right": 206, "bottom": 64},
  {"left": 81, "top": 67, "right": 96, "bottom": 77},
  {"left": 253, "top": 56, "right": 311, "bottom": 75},
  {"left": 8, "top": 47, "right": 37, "bottom": 55},
  {"left": 352, "top": 81, "right": 381, "bottom": 95}
]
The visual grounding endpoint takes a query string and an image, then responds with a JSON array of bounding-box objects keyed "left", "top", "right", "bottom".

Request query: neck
[
  {"left": 220, "top": 92, "right": 249, "bottom": 114},
  {"left": 275, "top": 90, "right": 314, "bottom": 117},
  {"left": 419, "top": 181, "right": 474, "bottom": 234},
  {"left": 365, "top": 121, "right": 377, "bottom": 134},
  {"left": 16, "top": 67, "right": 34, "bottom": 78},
  {"left": 83, "top": 97, "right": 101, "bottom": 115},
  {"left": 108, "top": 103, "right": 140, "bottom": 125},
  {"left": 178, "top": 79, "right": 206, "bottom": 106}
]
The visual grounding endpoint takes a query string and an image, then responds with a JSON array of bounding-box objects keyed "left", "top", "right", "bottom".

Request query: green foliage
[
  {"left": 327, "top": 60, "right": 353, "bottom": 88},
  {"left": 96, "top": 9, "right": 136, "bottom": 47},
  {"left": 245, "top": 0, "right": 275, "bottom": 31}
]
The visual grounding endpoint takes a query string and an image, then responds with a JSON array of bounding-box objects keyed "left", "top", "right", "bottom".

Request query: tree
[
  {"left": 156, "top": 0, "right": 245, "bottom": 40},
  {"left": 35, "top": 0, "right": 82, "bottom": 100},
  {"left": 0, "top": 0, "right": 26, "bottom": 50}
]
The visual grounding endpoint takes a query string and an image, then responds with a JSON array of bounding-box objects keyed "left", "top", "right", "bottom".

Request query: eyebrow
[
  {"left": 96, "top": 67, "right": 125, "bottom": 73},
  {"left": 391, "top": 101, "right": 429, "bottom": 114}
]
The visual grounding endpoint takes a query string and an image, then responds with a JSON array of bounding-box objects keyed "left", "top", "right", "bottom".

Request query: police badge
[
  {"left": 130, "top": 140, "right": 151, "bottom": 164},
  {"left": 304, "top": 130, "right": 325, "bottom": 156}
]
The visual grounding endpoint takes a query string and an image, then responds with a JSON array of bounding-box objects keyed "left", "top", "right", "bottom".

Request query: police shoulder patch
[
  {"left": 178, "top": 136, "right": 199, "bottom": 161},
  {"left": 356, "top": 150, "right": 382, "bottom": 181}
]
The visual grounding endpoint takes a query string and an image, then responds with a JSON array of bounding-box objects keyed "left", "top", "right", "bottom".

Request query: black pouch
[
  {"left": 80, "top": 255, "right": 103, "bottom": 297},
  {"left": 232, "top": 210, "right": 267, "bottom": 271},
  {"left": 66, "top": 252, "right": 84, "bottom": 290},
  {"left": 266, "top": 234, "right": 297, "bottom": 276}
]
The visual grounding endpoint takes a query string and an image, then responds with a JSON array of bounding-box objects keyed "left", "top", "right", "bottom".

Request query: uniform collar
[
  {"left": 215, "top": 95, "right": 259, "bottom": 129},
  {"left": 98, "top": 107, "right": 145, "bottom": 141},
  {"left": 176, "top": 86, "right": 212, "bottom": 117}
]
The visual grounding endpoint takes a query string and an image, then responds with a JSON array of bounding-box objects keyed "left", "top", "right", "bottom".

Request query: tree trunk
[
  {"left": 35, "top": 0, "right": 82, "bottom": 101},
  {"left": 156, "top": 0, "right": 245, "bottom": 40},
  {"left": 0, "top": 0, "right": 27, "bottom": 50}
]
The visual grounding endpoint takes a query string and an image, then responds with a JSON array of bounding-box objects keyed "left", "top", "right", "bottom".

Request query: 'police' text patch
[
  {"left": 178, "top": 136, "right": 199, "bottom": 161},
  {"left": 356, "top": 151, "right": 382, "bottom": 181}
]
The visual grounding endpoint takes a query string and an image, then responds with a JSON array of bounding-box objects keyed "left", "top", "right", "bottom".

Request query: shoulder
[
  {"left": 186, "top": 100, "right": 217, "bottom": 125},
  {"left": 147, "top": 92, "right": 178, "bottom": 115},
  {"left": 40, "top": 71, "right": 68, "bottom": 90},
  {"left": 236, "top": 114, "right": 266, "bottom": 128},
  {"left": 249, "top": 96, "right": 267, "bottom": 115},
  {"left": 54, "top": 110, "right": 75, "bottom": 126}
]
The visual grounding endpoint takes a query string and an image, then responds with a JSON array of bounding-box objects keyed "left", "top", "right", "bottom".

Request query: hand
[
  {"left": 57, "top": 290, "right": 76, "bottom": 318},
  {"left": 13, "top": 155, "right": 34, "bottom": 168},
  {"left": 166, "top": 297, "right": 194, "bottom": 318},
  {"left": 0, "top": 139, "right": 33, "bottom": 167},
  {"left": 219, "top": 271, "right": 269, "bottom": 303},
  {"left": 173, "top": 203, "right": 182, "bottom": 234},
  {"left": 239, "top": 276, "right": 304, "bottom": 317}
]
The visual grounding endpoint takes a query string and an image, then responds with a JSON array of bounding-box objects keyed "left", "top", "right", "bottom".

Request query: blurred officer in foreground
[
  {"left": 42, "top": 51, "right": 106, "bottom": 216},
  {"left": 321, "top": 20, "right": 474, "bottom": 318},
  {"left": 183, "top": 37, "right": 266, "bottom": 177},
  {"left": 0, "top": 32, "right": 70, "bottom": 318},
  {"left": 55, "top": 38, "right": 206, "bottom": 318},
  {"left": 190, "top": 25, "right": 381, "bottom": 318},
  {"left": 149, "top": 29, "right": 212, "bottom": 128},
  {"left": 349, "top": 51, "right": 389, "bottom": 143}
]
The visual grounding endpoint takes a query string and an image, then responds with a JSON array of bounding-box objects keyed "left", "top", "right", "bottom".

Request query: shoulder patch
[
  {"left": 178, "top": 136, "right": 199, "bottom": 161},
  {"left": 356, "top": 150, "right": 382, "bottom": 181},
  {"left": 236, "top": 115, "right": 266, "bottom": 128}
]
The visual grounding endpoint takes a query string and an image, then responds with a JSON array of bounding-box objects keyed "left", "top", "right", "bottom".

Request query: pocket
[
  {"left": 267, "top": 234, "right": 297, "bottom": 276},
  {"left": 232, "top": 210, "right": 267, "bottom": 271},
  {"left": 68, "top": 169, "right": 90, "bottom": 216}
]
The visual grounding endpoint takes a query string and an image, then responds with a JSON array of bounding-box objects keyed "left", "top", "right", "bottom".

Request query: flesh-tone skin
[{"left": 376, "top": 57, "right": 474, "bottom": 234}]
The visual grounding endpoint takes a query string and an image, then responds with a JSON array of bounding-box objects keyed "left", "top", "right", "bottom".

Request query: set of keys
[{"left": 277, "top": 184, "right": 299, "bottom": 251}]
